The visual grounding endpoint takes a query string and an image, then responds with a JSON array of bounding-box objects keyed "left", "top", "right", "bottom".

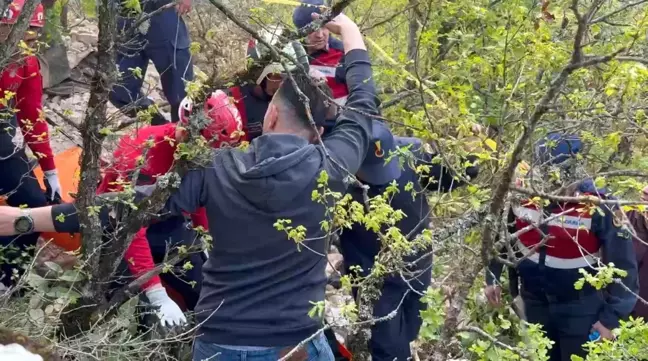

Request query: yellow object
[{"left": 484, "top": 138, "right": 497, "bottom": 152}]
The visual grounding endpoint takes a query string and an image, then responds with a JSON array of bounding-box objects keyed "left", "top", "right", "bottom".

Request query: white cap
[{"left": 250, "top": 26, "right": 307, "bottom": 84}]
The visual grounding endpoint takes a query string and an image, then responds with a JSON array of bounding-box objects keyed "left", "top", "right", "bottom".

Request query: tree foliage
[{"left": 2, "top": 0, "right": 648, "bottom": 360}]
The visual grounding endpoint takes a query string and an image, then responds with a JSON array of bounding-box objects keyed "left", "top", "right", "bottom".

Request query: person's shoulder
[
  {"left": 394, "top": 136, "right": 423, "bottom": 148},
  {"left": 578, "top": 178, "right": 611, "bottom": 198}
]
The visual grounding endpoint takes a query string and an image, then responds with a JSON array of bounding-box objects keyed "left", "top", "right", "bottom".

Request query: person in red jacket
[
  {"left": 0, "top": 1, "right": 62, "bottom": 290},
  {"left": 98, "top": 90, "right": 242, "bottom": 327}
]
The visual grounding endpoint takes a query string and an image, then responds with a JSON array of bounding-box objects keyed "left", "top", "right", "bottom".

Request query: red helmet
[
  {"left": 1, "top": 0, "right": 45, "bottom": 28},
  {"left": 179, "top": 90, "right": 242, "bottom": 148},
  {"left": 30, "top": 3, "right": 45, "bottom": 28}
]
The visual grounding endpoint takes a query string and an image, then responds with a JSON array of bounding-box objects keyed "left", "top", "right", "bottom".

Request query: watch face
[{"left": 15, "top": 216, "right": 33, "bottom": 233}]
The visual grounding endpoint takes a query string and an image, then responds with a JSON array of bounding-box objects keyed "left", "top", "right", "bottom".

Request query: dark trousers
[
  {"left": 341, "top": 238, "right": 431, "bottom": 361},
  {"left": 146, "top": 218, "right": 204, "bottom": 310},
  {"left": 110, "top": 22, "right": 194, "bottom": 125},
  {"left": 522, "top": 289, "right": 601, "bottom": 361},
  {"left": 0, "top": 151, "right": 48, "bottom": 287},
  {"left": 369, "top": 281, "right": 428, "bottom": 361}
]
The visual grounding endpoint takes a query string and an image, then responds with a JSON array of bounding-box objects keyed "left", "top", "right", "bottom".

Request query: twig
[
  {"left": 278, "top": 290, "right": 410, "bottom": 361},
  {"left": 511, "top": 186, "right": 648, "bottom": 206},
  {"left": 591, "top": 0, "right": 648, "bottom": 24},
  {"left": 457, "top": 326, "right": 527, "bottom": 357}
]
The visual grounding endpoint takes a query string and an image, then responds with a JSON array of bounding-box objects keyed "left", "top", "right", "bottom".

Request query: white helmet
[{"left": 247, "top": 25, "right": 309, "bottom": 84}]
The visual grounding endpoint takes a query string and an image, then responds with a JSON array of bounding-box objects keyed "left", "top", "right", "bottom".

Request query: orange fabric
[{"left": 33, "top": 146, "right": 82, "bottom": 251}]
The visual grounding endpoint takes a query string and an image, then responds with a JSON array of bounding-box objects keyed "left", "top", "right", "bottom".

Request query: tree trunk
[
  {"left": 59, "top": 0, "right": 117, "bottom": 336},
  {"left": 0, "top": 0, "right": 41, "bottom": 68}
]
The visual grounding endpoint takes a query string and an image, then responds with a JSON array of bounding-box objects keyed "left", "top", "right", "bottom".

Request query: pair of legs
[
  {"left": 369, "top": 280, "right": 429, "bottom": 361},
  {"left": 522, "top": 290, "right": 601, "bottom": 361},
  {"left": 110, "top": 17, "right": 194, "bottom": 126},
  {"left": 341, "top": 235, "right": 431, "bottom": 361},
  {"left": 0, "top": 151, "right": 48, "bottom": 288},
  {"left": 192, "top": 332, "right": 334, "bottom": 361},
  {"left": 146, "top": 218, "right": 204, "bottom": 311}
]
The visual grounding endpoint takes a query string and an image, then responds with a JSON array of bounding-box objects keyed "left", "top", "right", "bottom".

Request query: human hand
[
  {"left": 146, "top": 285, "right": 187, "bottom": 327},
  {"left": 176, "top": 0, "right": 191, "bottom": 16},
  {"left": 312, "top": 12, "right": 357, "bottom": 36},
  {"left": 484, "top": 284, "right": 502, "bottom": 307},
  {"left": 44, "top": 170, "right": 62, "bottom": 202},
  {"left": 0, "top": 206, "right": 21, "bottom": 236},
  {"left": 592, "top": 321, "right": 615, "bottom": 341}
]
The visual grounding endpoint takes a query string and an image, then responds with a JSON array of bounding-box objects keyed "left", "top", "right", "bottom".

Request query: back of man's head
[{"left": 263, "top": 72, "right": 334, "bottom": 140}]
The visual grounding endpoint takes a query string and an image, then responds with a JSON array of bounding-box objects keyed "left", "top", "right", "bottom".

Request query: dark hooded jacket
[{"left": 51, "top": 49, "right": 377, "bottom": 347}]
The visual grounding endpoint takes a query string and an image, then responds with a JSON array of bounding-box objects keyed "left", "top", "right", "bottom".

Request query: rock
[
  {"left": 34, "top": 238, "right": 78, "bottom": 276},
  {"left": 71, "top": 31, "right": 97, "bottom": 47}
]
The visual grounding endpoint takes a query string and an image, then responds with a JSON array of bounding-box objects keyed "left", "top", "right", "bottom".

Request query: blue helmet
[
  {"left": 293, "top": 0, "right": 325, "bottom": 29},
  {"left": 534, "top": 132, "right": 582, "bottom": 165}
]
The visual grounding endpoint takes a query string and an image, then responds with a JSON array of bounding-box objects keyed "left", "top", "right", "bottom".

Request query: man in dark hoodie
[{"left": 0, "top": 13, "right": 376, "bottom": 361}]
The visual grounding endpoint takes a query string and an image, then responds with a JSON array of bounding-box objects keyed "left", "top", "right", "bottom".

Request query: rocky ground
[{"left": 40, "top": 18, "right": 170, "bottom": 155}]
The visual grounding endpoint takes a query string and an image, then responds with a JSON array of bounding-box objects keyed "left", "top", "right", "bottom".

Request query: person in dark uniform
[
  {"left": 110, "top": 0, "right": 194, "bottom": 125},
  {"left": 0, "top": 2, "right": 62, "bottom": 290},
  {"left": 339, "top": 122, "right": 479, "bottom": 361},
  {"left": 485, "top": 133, "right": 639, "bottom": 361}
]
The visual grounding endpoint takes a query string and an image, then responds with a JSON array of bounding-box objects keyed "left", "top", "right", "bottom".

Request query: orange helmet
[
  {"left": 1, "top": 0, "right": 45, "bottom": 28},
  {"left": 179, "top": 90, "right": 243, "bottom": 148}
]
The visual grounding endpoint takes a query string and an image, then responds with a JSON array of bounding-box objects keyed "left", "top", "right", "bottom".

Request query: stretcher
[{"left": 33, "top": 146, "right": 83, "bottom": 252}]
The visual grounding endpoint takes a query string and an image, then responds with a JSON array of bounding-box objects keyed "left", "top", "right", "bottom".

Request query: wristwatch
[{"left": 14, "top": 210, "right": 34, "bottom": 234}]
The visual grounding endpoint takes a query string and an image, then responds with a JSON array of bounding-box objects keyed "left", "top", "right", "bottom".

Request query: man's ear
[{"left": 263, "top": 103, "right": 279, "bottom": 133}]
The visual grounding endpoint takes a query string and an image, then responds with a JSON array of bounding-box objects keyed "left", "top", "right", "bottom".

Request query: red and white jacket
[
  {"left": 309, "top": 38, "right": 349, "bottom": 106},
  {"left": 98, "top": 123, "right": 208, "bottom": 291},
  {"left": 0, "top": 56, "right": 55, "bottom": 171},
  {"left": 513, "top": 199, "right": 600, "bottom": 269}
]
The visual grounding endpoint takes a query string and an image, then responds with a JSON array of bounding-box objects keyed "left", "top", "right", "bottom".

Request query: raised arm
[{"left": 319, "top": 14, "right": 378, "bottom": 178}]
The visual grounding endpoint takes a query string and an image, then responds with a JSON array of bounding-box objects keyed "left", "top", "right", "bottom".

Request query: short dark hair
[{"left": 275, "top": 72, "right": 333, "bottom": 129}]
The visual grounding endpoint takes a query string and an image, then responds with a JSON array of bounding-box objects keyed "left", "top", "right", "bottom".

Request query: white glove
[
  {"left": 43, "top": 169, "right": 62, "bottom": 201},
  {"left": 145, "top": 285, "right": 187, "bottom": 327}
]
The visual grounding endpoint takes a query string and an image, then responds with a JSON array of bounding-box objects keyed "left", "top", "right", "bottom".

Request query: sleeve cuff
[
  {"left": 598, "top": 309, "right": 620, "bottom": 330},
  {"left": 38, "top": 157, "right": 56, "bottom": 172},
  {"left": 51, "top": 203, "right": 80, "bottom": 233},
  {"left": 343, "top": 49, "right": 371, "bottom": 66}
]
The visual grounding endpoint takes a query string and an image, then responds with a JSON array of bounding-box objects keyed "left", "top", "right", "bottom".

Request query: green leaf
[
  {"left": 26, "top": 272, "right": 47, "bottom": 289},
  {"left": 29, "top": 308, "right": 45, "bottom": 324},
  {"left": 59, "top": 269, "right": 85, "bottom": 282},
  {"left": 44, "top": 261, "right": 64, "bottom": 274}
]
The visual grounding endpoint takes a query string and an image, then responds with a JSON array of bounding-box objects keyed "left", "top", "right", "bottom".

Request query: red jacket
[
  {"left": 98, "top": 123, "right": 208, "bottom": 290},
  {"left": 0, "top": 56, "right": 55, "bottom": 171},
  {"left": 309, "top": 38, "right": 349, "bottom": 105}
]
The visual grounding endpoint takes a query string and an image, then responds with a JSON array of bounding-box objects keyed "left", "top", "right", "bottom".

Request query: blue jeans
[{"left": 192, "top": 333, "right": 335, "bottom": 361}]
